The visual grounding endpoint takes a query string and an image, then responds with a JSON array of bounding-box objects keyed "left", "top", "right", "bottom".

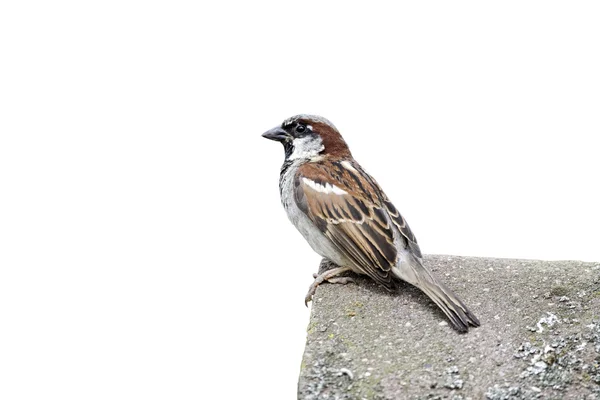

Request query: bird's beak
[{"left": 261, "top": 126, "right": 287, "bottom": 142}]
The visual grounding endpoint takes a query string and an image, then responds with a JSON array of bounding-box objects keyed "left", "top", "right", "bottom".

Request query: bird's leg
[
  {"left": 312, "top": 272, "right": 355, "bottom": 285},
  {"left": 305, "top": 265, "right": 354, "bottom": 306}
]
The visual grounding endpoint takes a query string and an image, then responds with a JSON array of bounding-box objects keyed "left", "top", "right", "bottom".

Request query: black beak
[{"left": 261, "top": 126, "right": 287, "bottom": 142}]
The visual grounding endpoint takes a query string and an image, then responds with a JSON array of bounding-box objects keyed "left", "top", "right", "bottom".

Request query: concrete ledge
[{"left": 298, "top": 255, "right": 600, "bottom": 399}]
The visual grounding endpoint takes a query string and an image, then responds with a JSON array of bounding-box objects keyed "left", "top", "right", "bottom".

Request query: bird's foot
[{"left": 304, "top": 266, "right": 354, "bottom": 306}]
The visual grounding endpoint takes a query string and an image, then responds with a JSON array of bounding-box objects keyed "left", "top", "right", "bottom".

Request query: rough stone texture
[{"left": 298, "top": 255, "right": 600, "bottom": 400}]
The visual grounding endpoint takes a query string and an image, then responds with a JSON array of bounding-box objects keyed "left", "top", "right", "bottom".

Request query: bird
[{"left": 262, "top": 114, "right": 480, "bottom": 333}]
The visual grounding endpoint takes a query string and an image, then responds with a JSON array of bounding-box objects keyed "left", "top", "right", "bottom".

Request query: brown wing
[
  {"left": 345, "top": 162, "right": 422, "bottom": 259},
  {"left": 380, "top": 193, "right": 422, "bottom": 259},
  {"left": 294, "top": 161, "right": 400, "bottom": 289}
]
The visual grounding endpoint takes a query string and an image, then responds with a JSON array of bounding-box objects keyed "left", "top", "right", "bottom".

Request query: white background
[{"left": 1, "top": 1, "right": 599, "bottom": 399}]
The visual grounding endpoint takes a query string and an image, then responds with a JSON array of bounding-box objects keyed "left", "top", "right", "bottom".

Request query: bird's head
[{"left": 262, "top": 115, "right": 352, "bottom": 161}]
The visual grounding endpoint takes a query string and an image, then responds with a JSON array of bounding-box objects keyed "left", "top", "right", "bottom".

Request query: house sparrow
[{"left": 262, "top": 115, "right": 480, "bottom": 332}]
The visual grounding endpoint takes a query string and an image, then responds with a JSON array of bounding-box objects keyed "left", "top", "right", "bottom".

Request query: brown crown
[{"left": 293, "top": 115, "right": 352, "bottom": 158}]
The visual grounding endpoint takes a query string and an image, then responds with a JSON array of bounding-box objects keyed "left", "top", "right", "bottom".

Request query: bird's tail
[{"left": 393, "top": 255, "right": 480, "bottom": 333}]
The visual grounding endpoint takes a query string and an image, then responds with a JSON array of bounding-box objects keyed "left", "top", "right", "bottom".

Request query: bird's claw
[
  {"left": 305, "top": 278, "right": 319, "bottom": 306},
  {"left": 304, "top": 270, "right": 356, "bottom": 307}
]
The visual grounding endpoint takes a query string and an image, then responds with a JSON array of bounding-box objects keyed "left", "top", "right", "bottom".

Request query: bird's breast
[{"left": 278, "top": 161, "right": 349, "bottom": 267}]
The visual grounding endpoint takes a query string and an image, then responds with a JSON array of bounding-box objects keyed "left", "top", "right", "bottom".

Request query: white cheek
[{"left": 288, "top": 136, "right": 325, "bottom": 161}]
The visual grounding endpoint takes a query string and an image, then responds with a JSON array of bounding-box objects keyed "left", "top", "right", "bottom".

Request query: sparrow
[{"left": 262, "top": 115, "right": 480, "bottom": 333}]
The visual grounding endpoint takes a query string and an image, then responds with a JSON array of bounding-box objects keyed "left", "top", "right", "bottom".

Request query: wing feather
[
  {"left": 294, "top": 161, "right": 400, "bottom": 289},
  {"left": 382, "top": 197, "right": 423, "bottom": 259}
]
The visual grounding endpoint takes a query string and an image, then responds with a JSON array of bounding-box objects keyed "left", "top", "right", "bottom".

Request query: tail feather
[
  {"left": 394, "top": 255, "right": 480, "bottom": 332},
  {"left": 419, "top": 279, "right": 480, "bottom": 332}
]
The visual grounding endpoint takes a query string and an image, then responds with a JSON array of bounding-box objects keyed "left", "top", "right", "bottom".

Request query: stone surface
[{"left": 298, "top": 255, "right": 600, "bottom": 400}]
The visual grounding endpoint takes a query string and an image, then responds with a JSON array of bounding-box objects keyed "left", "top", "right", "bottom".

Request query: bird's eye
[{"left": 295, "top": 124, "right": 306, "bottom": 133}]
